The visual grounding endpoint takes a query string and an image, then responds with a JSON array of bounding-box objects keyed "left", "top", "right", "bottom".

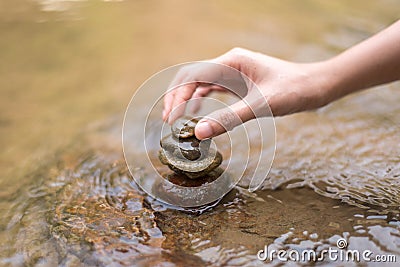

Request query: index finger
[
  {"left": 162, "top": 88, "right": 176, "bottom": 121},
  {"left": 168, "top": 82, "right": 198, "bottom": 124}
]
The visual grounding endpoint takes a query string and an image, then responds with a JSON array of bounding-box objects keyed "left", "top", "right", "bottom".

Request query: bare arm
[
  {"left": 163, "top": 20, "right": 400, "bottom": 140},
  {"left": 323, "top": 19, "right": 400, "bottom": 103}
]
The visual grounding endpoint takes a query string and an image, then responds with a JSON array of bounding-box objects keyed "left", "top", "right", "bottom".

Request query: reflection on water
[{"left": 0, "top": 0, "right": 399, "bottom": 266}]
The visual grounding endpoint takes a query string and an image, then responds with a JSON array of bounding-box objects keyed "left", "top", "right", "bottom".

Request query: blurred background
[
  {"left": 1, "top": 0, "right": 398, "bottom": 186},
  {"left": 0, "top": 1, "right": 399, "bottom": 266}
]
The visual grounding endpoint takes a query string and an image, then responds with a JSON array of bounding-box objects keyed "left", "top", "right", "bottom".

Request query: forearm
[
  {"left": 322, "top": 19, "right": 400, "bottom": 102},
  {"left": 163, "top": 21, "right": 400, "bottom": 136}
]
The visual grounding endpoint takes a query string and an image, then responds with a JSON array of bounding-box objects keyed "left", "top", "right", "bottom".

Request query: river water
[{"left": 0, "top": 1, "right": 399, "bottom": 266}]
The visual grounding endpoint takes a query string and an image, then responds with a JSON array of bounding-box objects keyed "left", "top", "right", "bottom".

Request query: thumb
[{"left": 195, "top": 99, "right": 255, "bottom": 140}]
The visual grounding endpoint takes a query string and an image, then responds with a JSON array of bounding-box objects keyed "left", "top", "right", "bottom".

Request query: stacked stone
[{"left": 158, "top": 116, "right": 223, "bottom": 179}]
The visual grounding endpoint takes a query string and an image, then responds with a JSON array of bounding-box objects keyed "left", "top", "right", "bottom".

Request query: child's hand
[
  {"left": 163, "top": 20, "right": 400, "bottom": 140},
  {"left": 162, "top": 48, "right": 330, "bottom": 139}
]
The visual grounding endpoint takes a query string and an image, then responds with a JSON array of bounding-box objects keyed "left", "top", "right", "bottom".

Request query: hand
[
  {"left": 162, "top": 48, "right": 330, "bottom": 139},
  {"left": 163, "top": 20, "right": 400, "bottom": 140}
]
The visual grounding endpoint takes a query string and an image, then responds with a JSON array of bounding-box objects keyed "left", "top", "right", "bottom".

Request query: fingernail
[
  {"left": 196, "top": 120, "right": 214, "bottom": 139},
  {"left": 162, "top": 110, "right": 166, "bottom": 120}
]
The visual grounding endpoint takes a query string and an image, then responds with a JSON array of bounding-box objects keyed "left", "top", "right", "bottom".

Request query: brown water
[{"left": 1, "top": 1, "right": 399, "bottom": 266}]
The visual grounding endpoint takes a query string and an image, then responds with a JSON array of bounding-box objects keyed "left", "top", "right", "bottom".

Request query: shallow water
[{"left": 1, "top": 1, "right": 399, "bottom": 266}]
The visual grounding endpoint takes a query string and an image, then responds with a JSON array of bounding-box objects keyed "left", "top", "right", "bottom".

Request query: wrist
[{"left": 305, "top": 60, "right": 343, "bottom": 109}]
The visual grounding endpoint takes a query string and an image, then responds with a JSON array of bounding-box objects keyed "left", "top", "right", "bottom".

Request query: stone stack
[{"left": 158, "top": 116, "right": 223, "bottom": 179}]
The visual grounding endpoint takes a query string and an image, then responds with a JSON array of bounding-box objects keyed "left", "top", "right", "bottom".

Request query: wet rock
[
  {"left": 158, "top": 149, "right": 222, "bottom": 179},
  {"left": 171, "top": 117, "right": 199, "bottom": 139},
  {"left": 158, "top": 116, "right": 223, "bottom": 179},
  {"left": 162, "top": 168, "right": 224, "bottom": 187},
  {"left": 160, "top": 134, "right": 210, "bottom": 161}
]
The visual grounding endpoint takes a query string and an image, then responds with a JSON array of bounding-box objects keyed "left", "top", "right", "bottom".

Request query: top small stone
[{"left": 171, "top": 116, "right": 199, "bottom": 139}]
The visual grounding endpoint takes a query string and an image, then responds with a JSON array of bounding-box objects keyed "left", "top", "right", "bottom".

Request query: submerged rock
[{"left": 162, "top": 167, "right": 224, "bottom": 187}]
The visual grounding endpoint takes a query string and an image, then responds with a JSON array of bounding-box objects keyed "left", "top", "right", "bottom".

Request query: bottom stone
[
  {"left": 158, "top": 149, "right": 223, "bottom": 179},
  {"left": 162, "top": 167, "right": 224, "bottom": 187}
]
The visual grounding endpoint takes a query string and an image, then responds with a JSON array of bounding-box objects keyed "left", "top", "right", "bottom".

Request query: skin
[{"left": 163, "top": 19, "right": 400, "bottom": 140}]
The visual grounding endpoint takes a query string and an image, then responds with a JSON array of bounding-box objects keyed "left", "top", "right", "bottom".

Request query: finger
[
  {"left": 163, "top": 88, "right": 176, "bottom": 121},
  {"left": 163, "top": 58, "right": 246, "bottom": 122},
  {"left": 190, "top": 86, "right": 212, "bottom": 113},
  {"left": 190, "top": 84, "right": 228, "bottom": 113},
  {"left": 163, "top": 67, "right": 188, "bottom": 121},
  {"left": 165, "top": 64, "right": 214, "bottom": 122},
  {"left": 168, "top": 83, "right": 198, "bottom": 124},
  {"left": 195, "top": 98, "right": 255, "bottom": 140}
]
